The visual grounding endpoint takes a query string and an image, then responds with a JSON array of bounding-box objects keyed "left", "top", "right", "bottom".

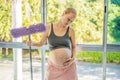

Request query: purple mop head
[
  {"left": 28, "top": 23, "right": 46, "bottom": 34},
  {"left": 11, "top": 23, "right": 46, "bottom": 38}
]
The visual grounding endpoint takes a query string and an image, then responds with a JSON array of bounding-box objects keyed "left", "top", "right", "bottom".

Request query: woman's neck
[{"left": 55, "top": 21, "right": 68, "bottom": 28}]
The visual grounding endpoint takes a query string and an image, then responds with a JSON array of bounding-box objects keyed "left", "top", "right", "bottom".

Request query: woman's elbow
[{"left": 72, "top": 45, "right": 76, "bottom": 49}]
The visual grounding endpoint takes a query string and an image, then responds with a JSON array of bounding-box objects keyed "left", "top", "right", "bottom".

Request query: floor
[{"left": 0, "top": 58, "right": 120, "bottom": 80}]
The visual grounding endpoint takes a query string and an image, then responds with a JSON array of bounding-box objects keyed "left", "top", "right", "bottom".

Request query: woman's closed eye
[{"left": 67, "top": 18, "right": 73, "bottom": 23}]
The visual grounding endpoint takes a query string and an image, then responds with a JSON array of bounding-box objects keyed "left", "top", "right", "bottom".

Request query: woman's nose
[{"left": 67, "top": 18, "right": 72, "bottom": 23}]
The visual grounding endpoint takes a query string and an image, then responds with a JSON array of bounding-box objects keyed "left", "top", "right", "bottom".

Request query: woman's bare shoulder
[
  {"left": 45, "top": 23, "right": 51, "bottom": 30},
  {"left": 69, "top": 26, "right": 75, "bottom": 33}
]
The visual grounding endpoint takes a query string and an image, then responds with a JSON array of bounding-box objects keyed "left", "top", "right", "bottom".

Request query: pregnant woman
[{"left": 27, "top": 7, "right": 78, "bottom": 80}]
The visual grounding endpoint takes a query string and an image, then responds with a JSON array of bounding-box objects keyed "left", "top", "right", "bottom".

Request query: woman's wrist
[
  {"left": 71, "top": 56, "right": 75, "bottom": 59},
  {"left": 32, "top": 42, "right": 41, "bottom": 47}
]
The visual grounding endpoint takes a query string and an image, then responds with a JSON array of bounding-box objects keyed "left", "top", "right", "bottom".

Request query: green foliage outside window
[{"left": 0, "top": 0, "right": 120, "bottom": 44}]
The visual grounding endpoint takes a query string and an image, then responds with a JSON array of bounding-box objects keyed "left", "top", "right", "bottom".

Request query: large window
[{"left": 0, "top": 0, "right": 120, "bottom": 80}]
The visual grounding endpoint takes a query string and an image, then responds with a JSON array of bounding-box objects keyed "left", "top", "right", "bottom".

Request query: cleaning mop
[{"left": 11, "top": 23, "right": 46, "bottom": 80}]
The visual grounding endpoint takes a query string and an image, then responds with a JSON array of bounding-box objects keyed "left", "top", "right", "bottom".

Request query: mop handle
[{"left": 29, "top": 35, "right": 33, "bottom": 80}]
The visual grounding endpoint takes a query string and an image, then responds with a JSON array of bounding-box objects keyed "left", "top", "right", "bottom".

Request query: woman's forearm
[
  {"left": 32, "top": 42, "right": 43, "bottom": 47},
  {"left": 71, "top": 47, "right": 76, "bottom": 58}
]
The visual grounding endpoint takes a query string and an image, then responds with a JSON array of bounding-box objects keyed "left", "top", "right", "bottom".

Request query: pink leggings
[{"left": 46, "top": 61, "right": 78, "bottom": 80}]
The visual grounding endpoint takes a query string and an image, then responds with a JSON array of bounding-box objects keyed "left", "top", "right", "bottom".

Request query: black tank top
[{"left": 48, "top": 23, "right": 71, "bottom": 51}]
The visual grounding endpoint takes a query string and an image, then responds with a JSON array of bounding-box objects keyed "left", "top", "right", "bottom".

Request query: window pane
[
  {"left": 47, "top": 0, "right": 104, "bottom": 44},
  {"left": 107, "top": 0, "right": 120, "bottom": 44}
]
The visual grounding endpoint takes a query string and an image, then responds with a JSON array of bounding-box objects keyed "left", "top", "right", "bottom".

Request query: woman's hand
[
  {"left": 26, "top": 41, "right": 33, "bottom": 46},
  {"left": 63, "top": 57, "right": 75, "bottom": 66}
]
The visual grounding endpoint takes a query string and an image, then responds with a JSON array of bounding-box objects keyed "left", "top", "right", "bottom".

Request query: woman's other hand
[{"left": 63, "top": 57, "right": 75, "bottom": 66}]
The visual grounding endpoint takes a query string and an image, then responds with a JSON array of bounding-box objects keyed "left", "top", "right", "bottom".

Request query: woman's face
[{"left": 61, "top": 13, "right": 76, "bottom": 27}]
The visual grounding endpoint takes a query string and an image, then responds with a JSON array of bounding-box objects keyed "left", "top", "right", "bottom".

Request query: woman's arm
[
  {"left": 63, "top": 27, "right": 76, "bottom": 66},
  {"left": 27, "top": 24, "right": 50, "bottom": 47},
  {"left": 69, "top": 27, "right": 76, "bottom": 59}
]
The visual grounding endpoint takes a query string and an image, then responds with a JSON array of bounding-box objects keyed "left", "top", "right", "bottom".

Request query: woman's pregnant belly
[{"left": 48, "top": 48, "right": 72, "bottom": 66}]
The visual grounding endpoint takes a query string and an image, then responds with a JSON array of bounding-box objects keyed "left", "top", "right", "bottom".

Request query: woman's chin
[{"left": 64, "top": 24, "right": 68, "bottom": 27}]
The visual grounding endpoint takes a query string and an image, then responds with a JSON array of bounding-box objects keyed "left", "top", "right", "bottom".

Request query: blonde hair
[{"left": 64, "top": 8, "right": 77, "bottom": 15}]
